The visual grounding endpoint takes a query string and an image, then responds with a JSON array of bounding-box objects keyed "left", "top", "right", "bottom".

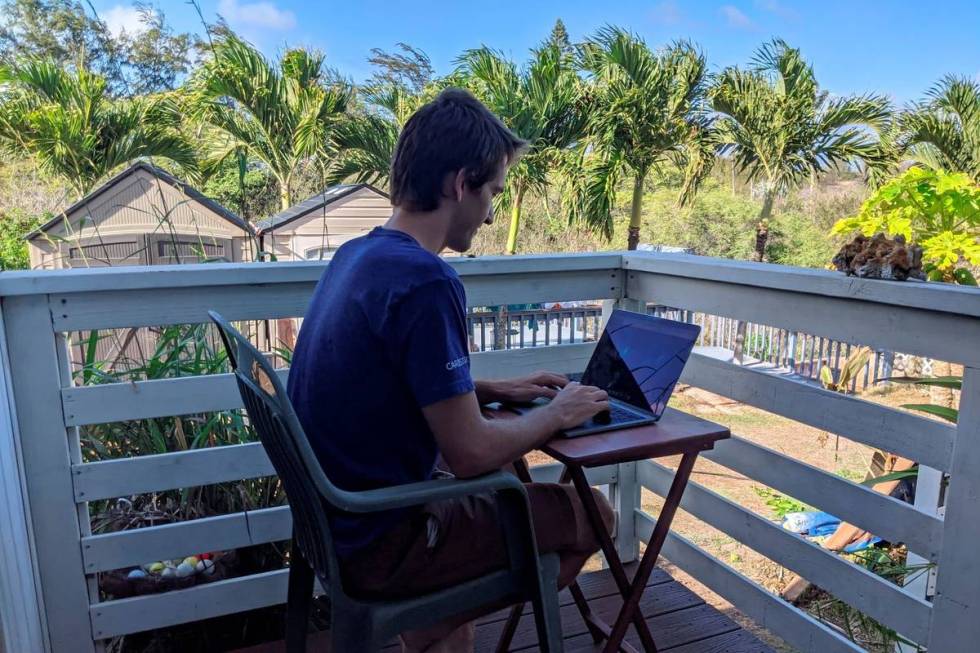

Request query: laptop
[{"left": 511, "top": 310, "right": 701, "bottom": 437}]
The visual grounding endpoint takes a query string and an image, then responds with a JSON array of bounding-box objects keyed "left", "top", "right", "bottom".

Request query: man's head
[{"left": 390, "top": 88, "right": 527, "bottom": 252}]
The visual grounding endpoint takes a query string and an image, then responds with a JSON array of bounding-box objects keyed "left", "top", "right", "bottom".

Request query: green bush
[
  {"left": 637, "top": 179, "right": 758, "bottom": 259},
  {"left": 0, "top": 208, "right": 45, "bottom": 270}
]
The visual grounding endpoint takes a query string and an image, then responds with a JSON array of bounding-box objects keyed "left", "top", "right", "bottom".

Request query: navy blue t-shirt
[{"left": 287, "top": 227, "right": 475, "bottom": 558}]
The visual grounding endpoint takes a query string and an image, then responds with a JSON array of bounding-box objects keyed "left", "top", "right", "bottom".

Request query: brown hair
[{"left": 389, "top": 88, "right": 527, "bottom": 211}]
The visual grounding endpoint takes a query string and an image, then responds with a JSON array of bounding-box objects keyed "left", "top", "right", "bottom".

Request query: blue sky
[{"left": 94, "top": 0, "right": 980, "bottom": 105}]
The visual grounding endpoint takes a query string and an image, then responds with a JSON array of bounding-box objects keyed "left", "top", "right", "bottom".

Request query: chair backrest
[{"left": 208, "top": 311, "right": 341, "bottom": 586}]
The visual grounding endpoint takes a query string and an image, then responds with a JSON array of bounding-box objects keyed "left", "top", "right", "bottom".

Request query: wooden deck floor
[{"left": 235, "top": 564, "right": 774, "bottom": 653}]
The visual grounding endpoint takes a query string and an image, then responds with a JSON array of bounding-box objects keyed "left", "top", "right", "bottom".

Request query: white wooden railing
[{"left": 0, "top": 251, "right": 978, "bottom": 653}]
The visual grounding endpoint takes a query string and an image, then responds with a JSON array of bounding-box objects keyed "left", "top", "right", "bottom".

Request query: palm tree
[
  {"left": 458, "top": 43, "right": 586, "bottom": 254},
  {"left": 327, "top": 84, "right": 430, "bottom": 187},
  {"left": 190, "top": 35, "right": 352, "bottom": 211},
  {"left": 574, "top": 28, "right": 713, "bottom": 250},
  {"left": 0, "top": 59, "right": 195, "bottom": 196},
  {"left": 710, "top": 39, "right": 892, "bottom": 261},
  {"left": 901, "top": 75, "right": 980, "bottom": 183}
]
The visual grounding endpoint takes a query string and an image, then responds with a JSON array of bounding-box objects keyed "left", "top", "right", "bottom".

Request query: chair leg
[
  {"left": 286, "top": 547, "right": 315, "bottom": 653},
  {"left": 531, "top": 555, "right": 564, "bottom": 653}
]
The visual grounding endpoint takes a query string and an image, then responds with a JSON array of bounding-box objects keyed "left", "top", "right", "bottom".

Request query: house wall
[
  {"left": 263, "top": 188, "right": 390, "bottom": 261},
  {"left": 27, "top": 168, "right": 251, "bottom": 269}
]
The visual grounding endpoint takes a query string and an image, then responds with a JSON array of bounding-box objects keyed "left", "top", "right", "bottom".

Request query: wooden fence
[{"left": 0, "top": 252, "right": 978, "bottom": 653}]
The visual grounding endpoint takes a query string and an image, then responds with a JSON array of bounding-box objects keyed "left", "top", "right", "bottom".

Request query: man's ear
[{"left": 452, "top": 169, "right": 467, "bottom": 202}]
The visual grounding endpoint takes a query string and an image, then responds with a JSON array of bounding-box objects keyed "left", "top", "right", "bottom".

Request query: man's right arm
[{"left": 422, "top": 382, "right": 609, "bottom": 478}]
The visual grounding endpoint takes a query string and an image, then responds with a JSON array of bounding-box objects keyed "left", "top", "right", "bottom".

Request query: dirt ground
[{"left": 527, "top": 380, "right": 950, "bottom": 652}]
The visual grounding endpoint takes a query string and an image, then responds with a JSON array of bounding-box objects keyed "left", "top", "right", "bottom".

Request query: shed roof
[
  {"left": 26, "top": 161, "right": 251, "bottom": 240},
  {"left": 256, "top": 183, "right": 389, "bottom": 234}
]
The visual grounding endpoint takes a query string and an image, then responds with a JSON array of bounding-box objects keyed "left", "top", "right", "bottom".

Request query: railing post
[
  {"left": 0, "top": 303, "right": 48, "bottom": 652},
  {"left": 603, "top": 297, "right": 645, "bottom": 563},
  {"left": 928, "top": 366, "right": 980, "bottom": 652},
  {"left": 3, "top": 295, "right": 95, "bottom": 653}
]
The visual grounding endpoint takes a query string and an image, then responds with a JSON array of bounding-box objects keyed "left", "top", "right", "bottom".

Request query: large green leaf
[
  {"left": 883, "top": 376, "right": 963, "bottom": 389},
  {"left": 902, "top": 403, "right": 959, "bottom": 423}
]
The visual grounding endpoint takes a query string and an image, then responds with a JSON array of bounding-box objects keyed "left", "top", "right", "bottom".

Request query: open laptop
[{"left": 511, "top": 309, "right": 701, "bottom": 437}]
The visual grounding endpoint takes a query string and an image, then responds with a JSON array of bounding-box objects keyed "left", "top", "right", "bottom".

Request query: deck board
[{"left": 232, "top": 565, "right": 775, "bottom": 653}]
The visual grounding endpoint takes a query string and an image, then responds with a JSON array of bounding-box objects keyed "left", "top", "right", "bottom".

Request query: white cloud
[
  {"left": 218, "top": 0, "right": 297, "bottom": 31},
  {"left": 754, "top": 0, "right": 798, "bottom": 19},
  {"left": 103, "top": 5, "right": 146, "bottom": 38},
  {"left": 720, "top": 5, "right": 756, "bottom": 29},
  {"left": 651, "top": 0, "right": 683, "bottom": 25}
]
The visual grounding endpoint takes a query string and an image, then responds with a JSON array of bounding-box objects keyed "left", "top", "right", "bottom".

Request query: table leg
[
  {"left": 568, "top": 465, "right": 657, "bottom": 653},
  {"left": 600, "top": 452, "right": 699, "bottom": 653}
]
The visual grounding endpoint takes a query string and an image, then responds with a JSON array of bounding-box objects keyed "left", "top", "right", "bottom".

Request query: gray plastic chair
[{"left": 208, "top": 311, "right": 564, "bottom": 653}]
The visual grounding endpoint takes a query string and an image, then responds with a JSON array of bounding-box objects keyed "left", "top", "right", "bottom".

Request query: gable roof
[
  {"left": 26, "top": 161, "right": 252, "bottom": 240},
  {"left": 256, "top": 183, "right": 389, "bottom": 234}
]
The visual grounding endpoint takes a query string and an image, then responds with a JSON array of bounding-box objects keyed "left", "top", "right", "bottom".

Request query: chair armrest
[{"left": 328, "top": 471, "right": 527, "bottom": 514}]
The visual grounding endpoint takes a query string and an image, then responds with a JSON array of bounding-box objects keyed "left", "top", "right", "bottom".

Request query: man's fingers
[
  {"left": 538, "top": 386, "right": 559, "bottom": 399},
  {"left": 534, "top": 371, "right": 569, "bottom": 387}
]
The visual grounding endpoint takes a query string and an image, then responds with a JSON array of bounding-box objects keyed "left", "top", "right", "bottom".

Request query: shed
[
  {"left": 26, "top": 162, "right": 254, "bottom": 269},
  {"left": 256, "top": 184, "right": 390, "bottom": 261}
]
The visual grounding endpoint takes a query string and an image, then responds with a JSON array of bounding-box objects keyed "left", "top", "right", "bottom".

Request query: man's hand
[
  {"left": 546, "top": 382, "right": 609, "bottom": 430},
  {"left": 475, "top": 371, "right": 569, "bottom": 405}
]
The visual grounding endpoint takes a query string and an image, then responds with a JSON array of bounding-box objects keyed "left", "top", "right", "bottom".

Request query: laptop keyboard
[{"left": 607, "top": 403, "right": 641, "bottom": 423}]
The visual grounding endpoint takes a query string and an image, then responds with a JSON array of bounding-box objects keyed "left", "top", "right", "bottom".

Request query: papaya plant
[
  {"left": 831, "top": 167, "right": 980, "bottom": 284},
  {"left": 820, "top": 346, "right": 872, "bottom": 393}
]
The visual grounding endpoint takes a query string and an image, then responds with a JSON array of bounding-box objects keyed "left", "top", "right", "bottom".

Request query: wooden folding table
[{"left": 499, "top": 407, "right": 730, "bottom": 653}]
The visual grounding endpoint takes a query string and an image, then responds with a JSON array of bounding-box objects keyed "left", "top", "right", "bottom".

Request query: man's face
[{"left": 445, "top": 159, "right": 508, "bottom": 253}]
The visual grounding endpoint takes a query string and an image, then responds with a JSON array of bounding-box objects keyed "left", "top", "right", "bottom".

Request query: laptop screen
[{"left": 582, "top": 310, "right": 701, "bottom": 419}]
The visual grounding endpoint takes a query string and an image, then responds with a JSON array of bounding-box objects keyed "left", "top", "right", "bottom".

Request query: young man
[{"left": 288, "top": 88, "right": 614, "bottom": 652}]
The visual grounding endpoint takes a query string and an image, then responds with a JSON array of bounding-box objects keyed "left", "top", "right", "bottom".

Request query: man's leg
[
  {"left": 342, "top": 484, "right": 614, "bottom": 651},
  {"left": 401, "top": 485, "right": 613, "bottom": 651}
]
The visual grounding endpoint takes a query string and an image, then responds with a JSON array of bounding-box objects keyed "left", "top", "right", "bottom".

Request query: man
[{"left": 288, "top": 88, "right": 614, "bottom": 652}]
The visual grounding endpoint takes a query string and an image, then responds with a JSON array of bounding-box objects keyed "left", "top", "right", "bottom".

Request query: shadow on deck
[{"left": 235, "top": 564, "right": 774, "bottom": 652}]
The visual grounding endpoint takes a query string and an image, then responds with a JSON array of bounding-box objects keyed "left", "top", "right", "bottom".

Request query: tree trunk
[
  {"left": 505, "top": 186, "right": 525, "bottom": 255},
  {"left": 627, "top": 170, "right": 647, "bottom": 251},
  {"left": 279, "top": 181, "right": 291, "bottom": 211},
  {"left": 754, "top": 190, "right": 775, "bottom": 263},
  {"left": 735, "top": 188, "right": 775, "bottom": 363}
]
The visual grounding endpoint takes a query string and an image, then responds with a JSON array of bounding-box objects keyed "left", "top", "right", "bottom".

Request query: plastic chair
[{"left": 208, "top": 311, "right": 564, "bottom": 652}]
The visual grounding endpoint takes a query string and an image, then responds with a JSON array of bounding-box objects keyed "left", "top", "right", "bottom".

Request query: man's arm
[{"left": 423, "top": 382, "right": 609, "bottom": 478}]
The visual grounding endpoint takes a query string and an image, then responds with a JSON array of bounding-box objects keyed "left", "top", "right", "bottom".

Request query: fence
[
  {"left": 0, "top": 252, "right": 978, "bottom": 653},
  {"left": 471, "top": 304, "right": 895, "bottom": 393}
]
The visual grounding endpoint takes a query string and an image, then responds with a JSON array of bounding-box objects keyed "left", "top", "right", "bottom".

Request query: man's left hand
[{"left": 478, "top": 371, "right": 569, "bottom": 405}]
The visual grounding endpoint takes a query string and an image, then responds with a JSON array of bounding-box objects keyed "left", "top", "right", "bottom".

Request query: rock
[
  {"left": 175, "top": 562, "right": 196, "bottom": 578},
  {"left": 146, "top": 562, "right": 165, "bottom": 574},
  {"left": 196, "top": 558, "right": 216, "bottom": 575},
  {"left": 832, "top": 233, "right": 925, "bottom": 281}
]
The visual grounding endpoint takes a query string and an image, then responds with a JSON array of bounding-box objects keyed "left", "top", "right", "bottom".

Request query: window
[
  {"left": 67, "top": 240, "right": 142, "bottom": 266},
  {"left": 304, "top": 246, "right": 336, "bottom": 261},
  {"left": 157, "top": 240, "right": 226, "bottom": 259}
]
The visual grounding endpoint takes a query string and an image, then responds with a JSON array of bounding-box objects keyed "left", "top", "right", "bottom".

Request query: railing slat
[
  {"left": 51, "top": 269, "right": 622, "bottom": 331},
  {"left": 636, "top": 514, "right": 863, "bottom": 653},
  {"left": 80, "top": 463, "right": 617, "bottom": 572},
  {"left": 681, "top": 352, "right": 955, "bottom": 472},
  {"left": 63, "top": 343, "right": 598, "bottom": 427},
  {"left": 74, "top": 442, "right": 272, "bottom": 502},
  {"left": 704, "top": 436, "right": 943, "bottom": 559},
  {"left": 90, "top": 569, "right": 288, "bottom": 639},
  {"left": 639, "top": 460, "right": 932, "bottom": 644},
  {"left": 628, "top": 268, "right": 980, "bottom": 367}
]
